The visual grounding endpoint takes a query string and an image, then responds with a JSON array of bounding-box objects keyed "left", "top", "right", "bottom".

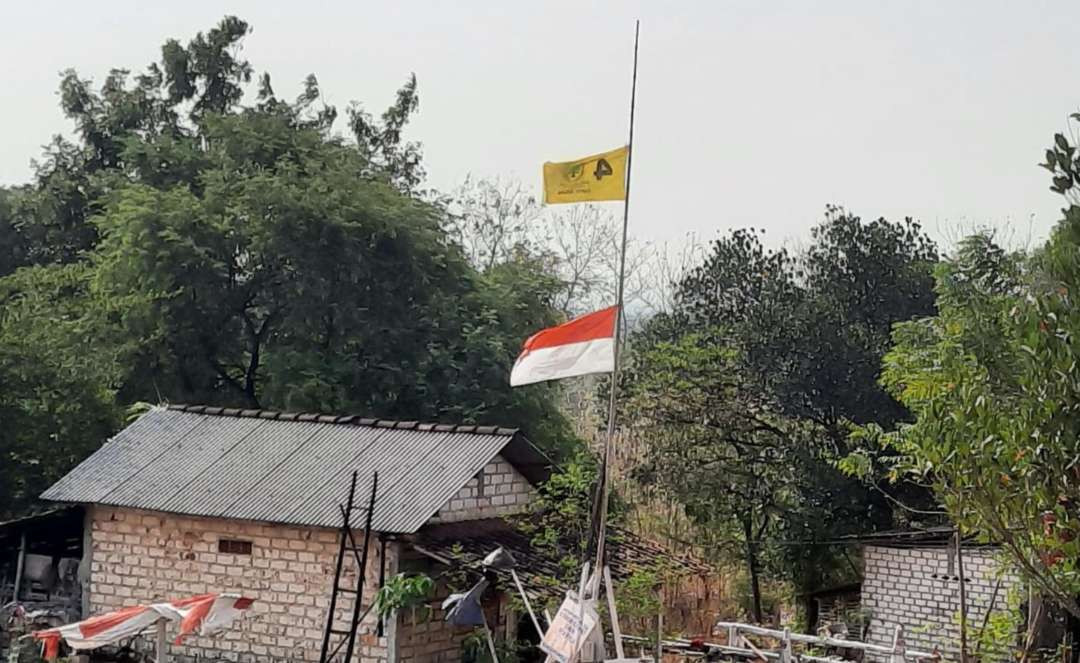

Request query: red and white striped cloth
[
  {"left": 33, "top": 593, "right": 254, "bottom": 660},
  {"left": 510, "top": 306, "right": 618, "bottom": 386}
]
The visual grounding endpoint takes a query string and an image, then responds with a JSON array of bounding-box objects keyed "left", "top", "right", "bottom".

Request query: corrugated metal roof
[{"left": 41, "top": 405, "right": 552, "bottom": 534}]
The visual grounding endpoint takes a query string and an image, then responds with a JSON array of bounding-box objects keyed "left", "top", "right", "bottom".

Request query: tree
[
  {"left": 0, "top": 187, "right": 28, "bottom": 277},
  {"left": 447, "top": 176, "right": 545, "bottom": 273},
  {"left": 0, "top": 17, "right": 579, "bottom": 515},
  {"left": 622, "top": 210, "right": 941, "bottom": 617},
  {"left": 446, "top": 175, "right": 667, "bottom": 320},
  {"left": 675, "top": 209, "right": 939, "bottom": 433},
  {"left": 866, "top": 117, "right": 1080, "bottom": 624},
  {"left": 0, "top": 264, "right": 122, "bottom": 518},
  {"left": 623, "top": 334, "right": 805, "bottom": 622}
]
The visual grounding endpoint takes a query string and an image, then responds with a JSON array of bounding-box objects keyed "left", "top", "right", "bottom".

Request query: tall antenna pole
[{"left": 594, "top": 18, "right": 640, "bottom": 577}]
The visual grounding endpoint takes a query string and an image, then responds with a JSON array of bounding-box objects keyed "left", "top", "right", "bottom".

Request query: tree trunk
[{"left": 742, "top": 516, "right": 764, "bottom": 623}]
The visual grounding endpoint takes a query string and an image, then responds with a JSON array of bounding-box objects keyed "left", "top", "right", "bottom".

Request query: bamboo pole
[
  {"left": 711, "top": 622, "right": 937, "bottom": 658},
  {"left": 593, "top": 18, "right": 641, "bottom": 576}
]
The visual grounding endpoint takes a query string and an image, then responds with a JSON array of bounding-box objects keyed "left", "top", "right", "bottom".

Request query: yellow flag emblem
[{"left": 543, "top": 146, "right": 628, "bottom": 204}]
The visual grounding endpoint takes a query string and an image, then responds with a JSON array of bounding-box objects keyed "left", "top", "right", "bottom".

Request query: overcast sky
[{"left": 4, "top": 1, "right": 1080, "bottom": 250}]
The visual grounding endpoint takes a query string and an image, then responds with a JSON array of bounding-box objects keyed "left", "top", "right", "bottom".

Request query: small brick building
[
  {"left": 41, "top": 404, "right": 548, "bottom": 662},
  {"left": 859, "top": 529, "right": 1022, "bottom": 659},
  {"left": 41, "top": 404, "right": 721, "bottom": 662}
]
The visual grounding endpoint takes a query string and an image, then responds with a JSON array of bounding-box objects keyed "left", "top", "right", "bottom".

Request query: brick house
[
  {"left": 39, "top": 404, "right": 549, "bottom": 662},
  {"left": 857, "top": 529, "right": 1023, "bottom": 658},
  {"left": 40, "top": 404, "right": 718, "bottom": 662}
]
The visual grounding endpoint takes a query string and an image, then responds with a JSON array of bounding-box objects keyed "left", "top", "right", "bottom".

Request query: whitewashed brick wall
[
  {"left": 88, "top": 505, "right": 396, "bottom": 663},
  {"left": 428, "top": 455, "right": 535, "bottom": 523},
  {"left": 861, "top": 545, "right": 1021, "bottom": 659}
]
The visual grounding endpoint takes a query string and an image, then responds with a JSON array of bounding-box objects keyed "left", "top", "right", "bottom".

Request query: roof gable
[{"left": 41, "top": 405, "right": 552, "bottom": 534}]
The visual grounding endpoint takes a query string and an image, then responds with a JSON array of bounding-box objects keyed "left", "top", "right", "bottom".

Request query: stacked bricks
[
  {"left": 860, "top": 545, "right": 1021, "bottom": 660},
  {"left": 429, "top": 455, "right": 535, "bottom": 523},
  {"left": 88, "top": 505, "right": 397, "bottom": 662}
]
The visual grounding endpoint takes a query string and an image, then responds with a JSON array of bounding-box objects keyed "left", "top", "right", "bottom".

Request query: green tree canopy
[
  {"left": 623, "top": 209, "right": 940, "bottom": 618},
  {"left": 0, "top": 16, "right": 575, "bottom": 518},
  {"left": 864, "top": 117, "right": 1080, "bottom": 620}
]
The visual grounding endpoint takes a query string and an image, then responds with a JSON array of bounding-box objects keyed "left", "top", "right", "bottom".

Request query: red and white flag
[
  {"left": 34, "top": 593, "right": 254, "bottom": 660},
  {"left": 510, "top": 306, "right": 618, "bottom": 386}
]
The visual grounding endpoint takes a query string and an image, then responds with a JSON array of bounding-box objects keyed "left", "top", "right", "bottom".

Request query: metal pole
[
  {"left": 12, "top": 531, "right": 26, "bottom": 603},
  {"left": 343, "top": 472, "right": 379, "bottom": 663},
  {"left": 956, "top": 530, "right": 968, "bottom": 662},
  {"left": 594, "top": 15, "right": 641, "bottom": 579}
]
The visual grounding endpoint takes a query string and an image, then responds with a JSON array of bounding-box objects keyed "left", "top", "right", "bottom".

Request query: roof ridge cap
[{"left": 164, "top": 403, "right": 517, "bottom": 436}]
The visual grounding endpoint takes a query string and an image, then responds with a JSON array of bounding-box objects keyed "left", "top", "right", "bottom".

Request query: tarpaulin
[{"left": 33, "top": 593, "right": 254, "bottom": 660}]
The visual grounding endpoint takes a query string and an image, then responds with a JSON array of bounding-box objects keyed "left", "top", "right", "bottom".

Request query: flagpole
[{"left": 593, "top": 18, "right": 640, "bottom": 580}]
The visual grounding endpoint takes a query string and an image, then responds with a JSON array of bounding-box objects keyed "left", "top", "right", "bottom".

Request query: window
[{"left": 218, "top": 539, "right": 253, "bottom": 555}]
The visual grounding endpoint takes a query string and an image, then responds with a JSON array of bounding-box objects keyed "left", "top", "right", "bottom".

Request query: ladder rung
[{"left": 329, "top": 628, "right": 353, "bottom": 636}]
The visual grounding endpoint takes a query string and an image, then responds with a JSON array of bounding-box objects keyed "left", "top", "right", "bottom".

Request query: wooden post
[
  {"left": 655, "top": 608, "right": 663, "bottom": 663},
  {"left": 956, "top": 530, "right": 968, "bottom": 663},
  {"left": 602, "top": 566, "right": 626, "bottom": 660},
  {"left": 780, "top": 628, "right": 792, "bottom": 663},
  {"left": 578, "top": 563, "right": 590, "bottom": 599},
  {"left": 511, "top": 568, "right": 543, "bottom": 640},
  {"left": 155, "top": 619, "right": 167, "bottom": 663},
  {"left": 727, "top": 624, "right": 738, "bottom": 647},
  {"left": 575, "top": 563, "right": 592, "bottom": 660},
  {"left": 80, "top": 508, "right": 92, "bottom": 618},
  {"left": 377, "top": 534, "right": 387, "bottom": 637},
  {"left": 975, "top": 577, "right": 1003, "bottom": 657},
  {"left": 12, "top": 531, "right": 27, "bottom": 603}
]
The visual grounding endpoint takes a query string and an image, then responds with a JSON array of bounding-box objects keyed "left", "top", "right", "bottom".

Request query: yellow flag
[{"left": 543, "top": 146, "right": 628, "bottom": 204}]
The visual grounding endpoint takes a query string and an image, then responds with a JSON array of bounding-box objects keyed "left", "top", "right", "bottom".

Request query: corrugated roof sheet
[{"left": 41, "top": 405, "right": 552, "bottom": 534}]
